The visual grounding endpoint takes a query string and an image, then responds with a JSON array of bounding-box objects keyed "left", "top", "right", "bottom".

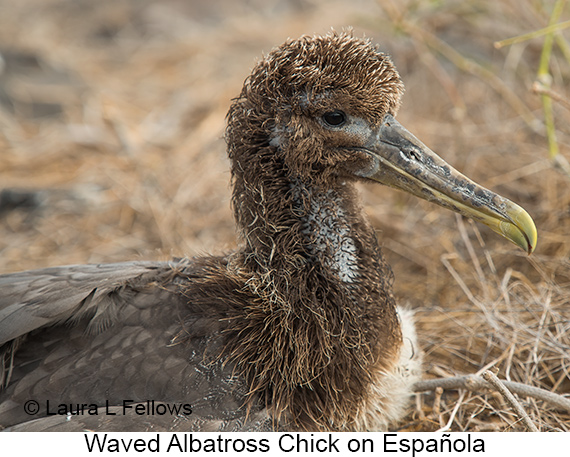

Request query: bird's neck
[
  {"left": 226, "top": 157, "right": 403, "bottom": 429},
  {"left": 232, "top": 162, "right": 393, "bottom": 300}
]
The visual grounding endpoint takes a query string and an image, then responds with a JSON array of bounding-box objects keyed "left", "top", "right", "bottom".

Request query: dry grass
[{"left": 0, "top": 0, "right": 568, "bottom": 431}]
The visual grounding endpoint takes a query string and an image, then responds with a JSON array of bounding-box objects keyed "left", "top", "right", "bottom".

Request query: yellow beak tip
[{"left": 499, "top": 207, "right": 537, "bottom": 255}]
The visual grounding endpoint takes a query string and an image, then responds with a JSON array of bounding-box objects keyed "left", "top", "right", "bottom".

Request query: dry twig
[
  {"left": 414, "top": 375, "right": 570, "bottom": 414},
  {"left": 481, "top": 371, "right": 539, "bottom": 432}
]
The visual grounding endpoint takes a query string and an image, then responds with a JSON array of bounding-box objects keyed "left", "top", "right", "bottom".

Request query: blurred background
[{"left": 0, "top": 0, "right": 569, "bottom": 431}]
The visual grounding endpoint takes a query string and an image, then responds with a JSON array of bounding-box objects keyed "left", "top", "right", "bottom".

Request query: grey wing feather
[
  {"left": 0, "top": 261, "right": 177, "bottom": 345},
  {"left": 0, "top": 259, "right": 269, "bottom": 432}
]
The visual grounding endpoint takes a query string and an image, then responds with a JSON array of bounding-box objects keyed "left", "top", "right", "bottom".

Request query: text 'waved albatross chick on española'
[{"left": 0, "top": 31, "right": 537, "bottom": 432}]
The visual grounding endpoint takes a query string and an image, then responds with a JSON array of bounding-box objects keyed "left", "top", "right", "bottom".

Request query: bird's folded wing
[{"left": 0, "top": 261, "right": 179, "bottom": 345}]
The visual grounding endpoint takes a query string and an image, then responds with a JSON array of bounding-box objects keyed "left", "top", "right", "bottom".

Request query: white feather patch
[{"left": 291, "top": 181, "right": 359, "bottom": 283}]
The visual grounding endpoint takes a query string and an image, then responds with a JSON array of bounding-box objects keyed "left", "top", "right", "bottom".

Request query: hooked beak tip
[{"left": 499, "top": 204, "right": 537, "bottom": 254}]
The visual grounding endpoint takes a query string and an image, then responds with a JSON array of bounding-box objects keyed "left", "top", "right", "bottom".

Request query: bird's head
[{"left": 227, "top": 32, "right": 537, "bottom": 254}]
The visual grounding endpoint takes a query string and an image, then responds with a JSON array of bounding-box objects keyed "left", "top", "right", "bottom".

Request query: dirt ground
[{"left": 0, "top": 0, "right": 569, "bottom": 431}]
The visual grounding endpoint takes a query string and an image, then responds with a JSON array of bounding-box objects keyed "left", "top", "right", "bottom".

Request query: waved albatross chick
[{"left": 0, "top": 32, "right": 537, "bottom": 432}]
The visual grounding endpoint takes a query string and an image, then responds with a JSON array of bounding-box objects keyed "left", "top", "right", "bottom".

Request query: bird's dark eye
[{"left": 322, "top": 110, "right": 346, "bottom": 127}]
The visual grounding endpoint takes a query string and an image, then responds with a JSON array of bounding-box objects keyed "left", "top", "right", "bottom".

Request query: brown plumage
[{"left": 0, "top": 32, "right": 536, "bottom": 432}]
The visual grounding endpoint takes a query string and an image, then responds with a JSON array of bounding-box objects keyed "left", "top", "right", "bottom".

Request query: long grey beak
[{"left": 362, "top": 114, "right": 537, "bottom": 254}]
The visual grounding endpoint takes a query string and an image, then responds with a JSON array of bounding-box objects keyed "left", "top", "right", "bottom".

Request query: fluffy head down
[
  {"left": 244, "top": 32, "right": 403, "bottom": 120},
  {"left": 226, "top": 31, "right": 404, "bottom": 186}
]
